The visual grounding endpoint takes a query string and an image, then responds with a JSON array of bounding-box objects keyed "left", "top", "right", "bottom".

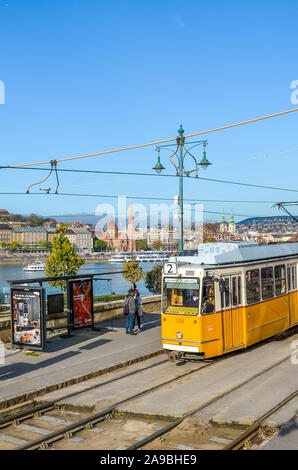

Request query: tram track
[
  {"left": 0, "top": 356, "right": 215, "bottom": 450},
  {"left": 125, "top": 352, "right": 295, "bottom": 450},
  {"left": 0, "top": 343, "right": 295, "bottom": 450},
  {"left": 223, "top": 391, "right": 298, "bottom": 450}
]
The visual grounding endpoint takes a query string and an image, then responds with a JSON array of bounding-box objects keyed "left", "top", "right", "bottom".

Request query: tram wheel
[{"left": 168, "top": 352, "right": 177, "bottom": 363}]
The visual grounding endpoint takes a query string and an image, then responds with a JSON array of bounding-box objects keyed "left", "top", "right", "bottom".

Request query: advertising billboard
[
  {"left": 11, "top": 287, "right": 46, "bottom": 350},
  {"left": 69, "top": 279, "right": 93, "bottom": 329}
]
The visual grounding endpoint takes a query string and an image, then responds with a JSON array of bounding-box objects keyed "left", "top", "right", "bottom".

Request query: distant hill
[
  {"left": 238, "top": 216, "right": 298, "bottom": 225},
  {"left": 51, "top": 213, "right": 104, "bottom": 225}
]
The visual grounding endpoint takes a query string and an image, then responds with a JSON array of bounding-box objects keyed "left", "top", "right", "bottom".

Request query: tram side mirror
[{"left": 219, "top": 280, "right": 226, "bottom": 293}]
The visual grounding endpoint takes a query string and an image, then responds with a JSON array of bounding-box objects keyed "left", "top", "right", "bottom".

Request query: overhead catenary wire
[
  {"left": 6, "top": 107, "right": 298, "bottom": 168},
  {"left": 0, "top": 191, "right": 274, "bottom": 218},
  {"left": 2, "top": 165, "right": 298, "bottom": 194}
]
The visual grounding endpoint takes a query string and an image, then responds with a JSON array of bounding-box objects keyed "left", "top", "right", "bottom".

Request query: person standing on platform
[
  {"left": 125, "top": 289, "right": 137, "bottom": 335},
  {"left": 133, "top": 289, "right": 142, "bottom": 332}
]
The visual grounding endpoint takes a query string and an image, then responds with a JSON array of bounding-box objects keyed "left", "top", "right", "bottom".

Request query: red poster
[{"left": 72, "top": 280, "right": 93, "bottom": 328}]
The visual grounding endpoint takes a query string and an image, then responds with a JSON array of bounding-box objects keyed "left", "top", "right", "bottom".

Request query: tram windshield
[{"left": 163, "top": 278, "right": 200, "bottom": 315}]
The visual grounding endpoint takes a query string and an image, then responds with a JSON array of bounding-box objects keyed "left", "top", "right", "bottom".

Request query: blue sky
[{"left": 0, "top": 0, "right": 298, "bottom": 222}]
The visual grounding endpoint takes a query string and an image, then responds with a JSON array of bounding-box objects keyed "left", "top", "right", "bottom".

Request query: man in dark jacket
[{"left": 125, "top": 289, "right": 137, "bottom": 335}]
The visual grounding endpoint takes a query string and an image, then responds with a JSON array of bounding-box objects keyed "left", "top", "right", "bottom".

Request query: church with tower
[
  {"left": 219, "top": 212, "right": 237, "bottom": 239},
  {"left": 100, "top": 201, "right": 136, "bottom": 251}
]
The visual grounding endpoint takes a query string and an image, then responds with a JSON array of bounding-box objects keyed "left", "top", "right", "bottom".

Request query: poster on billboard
[
  {"left": 69, "top": 279, "right": 93, "bottom": 329},
  {"left": 11, "top": 287, "right": 46, "bottom": 350}
]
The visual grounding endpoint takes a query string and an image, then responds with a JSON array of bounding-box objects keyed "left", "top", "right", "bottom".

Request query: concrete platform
[
  {"left": 262, "top": 415, "right": 298, "bottom": 450},
  {"left": 0, "top": 313, "right": 162, "bottom": 408},
  {"left": 118, "top": 333, "right": 298, "bottom": 424}
]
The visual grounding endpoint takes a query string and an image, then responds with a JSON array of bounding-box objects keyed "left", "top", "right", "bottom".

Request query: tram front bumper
[{"left": 163, "top": 343, "right": 200, "bottom": 353}]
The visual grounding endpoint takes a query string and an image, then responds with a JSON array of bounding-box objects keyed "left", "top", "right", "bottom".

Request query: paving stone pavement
[{"left": 0, "top": 313, "right": 162, "bottom": 404}]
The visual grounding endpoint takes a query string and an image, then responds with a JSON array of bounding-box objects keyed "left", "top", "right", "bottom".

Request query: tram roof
[{"left": 171, "top": 242, "right": 298, "bottom": 266}]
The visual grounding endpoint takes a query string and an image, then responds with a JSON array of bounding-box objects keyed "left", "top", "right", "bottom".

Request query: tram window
[
  {"left": 292, "top": 266, "right": 297, "bottom": 290},
  {"left": 232, "top": 277, "right": 238, "bottom": 306},
  {"left": 231, "top": 276, "right": 242, "bottom": 306},
  {"left": 275, "top": 265, "right": 286, "bottom": 296},
  {"left": 246, "top": 269, "right": 260, "bottom": 304},
  {"left": 167, "top": 288, "right": 200, "bottom": 308},
  {"left": 220, "top": 278, "right": 230, "bottom": 309},
  {"left": 163, "top": 279, "right": 200, "bottom": 315},
  {"left": 287, "top": 267, "right": 292, "bottom": 291},
  {"left": 261, "top": 267, "right": 274, "bottom": 300},
  {"left": 238, "top": 276, "right": 242, "bottom": 305},
  {"left": 201, "top": 278, "right": 215, "bottom": 315}
]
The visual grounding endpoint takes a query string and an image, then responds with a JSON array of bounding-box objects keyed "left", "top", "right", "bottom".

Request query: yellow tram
[{"left": 161, "top": 242, "right": 298, "bottom": 360}]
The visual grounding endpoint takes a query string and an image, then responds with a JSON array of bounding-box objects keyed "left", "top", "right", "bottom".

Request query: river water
[{"left": 0, "top": 262, "right": 157, "bottom": 297}]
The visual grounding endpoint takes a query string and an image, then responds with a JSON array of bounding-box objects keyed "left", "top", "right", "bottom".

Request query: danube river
[{"left": 0, "top": 262, "right": 157, "bottom": 297}]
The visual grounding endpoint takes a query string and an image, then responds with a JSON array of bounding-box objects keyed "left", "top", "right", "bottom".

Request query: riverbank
[{"left": 0, "top": 254, "right": 111, "bottom": 265}]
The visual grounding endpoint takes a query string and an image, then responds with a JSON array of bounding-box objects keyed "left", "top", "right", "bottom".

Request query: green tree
[
  {"left": 145, "top": 264, "right": 163, "bottom": 294},
  {"left": 94, "top": 239, "right": 108, "bottom": 252},
  {"left": 8, "top": 241, "right": 21, "bottom": 252},
  {"left": 136, "top": 239, "right": 147, "bottom": 251},
  {"left": 45, "top": 225, "right": 85, "bottom": 290},
  {"left": 152, "top": 240, "right": 163, "bottom": 251},
  {"left": 38, "top": 240, "right": 52, "bottom": 251},
  {"left": 122, "top": 252, "right": 145, "bottom": 288}
]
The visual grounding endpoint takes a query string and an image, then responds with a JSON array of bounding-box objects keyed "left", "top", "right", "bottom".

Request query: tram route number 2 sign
[{"left": 164, "top": 262, "right": 177, "bottom": 274}]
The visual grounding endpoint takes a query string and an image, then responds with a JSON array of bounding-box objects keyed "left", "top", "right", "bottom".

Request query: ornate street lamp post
[{"left": 152, "top": 125, "right": 211, "bottom": 251}]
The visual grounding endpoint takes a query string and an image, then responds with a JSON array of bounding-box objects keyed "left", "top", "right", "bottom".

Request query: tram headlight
[{"left": 176, "top": 332, "right": 183, "bottom": 339}]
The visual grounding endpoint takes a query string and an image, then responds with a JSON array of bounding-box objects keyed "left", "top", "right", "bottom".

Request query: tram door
[
  {"left": 221, "top": 275, "right": 244, "bottom": 351},
  {"left": 288, "top": 265, "right": 298, "bottom": 326}
]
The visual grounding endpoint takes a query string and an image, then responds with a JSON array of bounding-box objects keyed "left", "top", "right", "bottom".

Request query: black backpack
[{"left": 123, "top": 297, "right": 129, "bottom": 316}]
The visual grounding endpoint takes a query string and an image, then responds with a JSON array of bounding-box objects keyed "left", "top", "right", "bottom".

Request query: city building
[
  {"left": 228, "top": 213, "right": 236, "bottom": 234},
  {"left": 72, "top": 227, "right": 93, "bottom": 252},
  {"left": 64, "top": 229, "right": 77, "bottom": 247},
  {"left": 217, "top": 213, "right": 237, "bottom": 241},
  {"left": 0, "top": 209, "right": 9, "bottom": 216},
  {"left": 0, "top": 224, "right": 12, "bottom": 245},
  {"left": 11, "top": 227, "right": 51, "bottom": 247},
  {"left": 220, "top": 213, "right": 227, "bottom": 233}
]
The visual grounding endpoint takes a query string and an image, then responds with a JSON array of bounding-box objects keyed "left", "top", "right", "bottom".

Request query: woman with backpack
[
  {"left": 133, "top": 289, "right": 143, "bottom": 332},
  {"left": 123, "top": 289, "right": 137, "bottom": 335}
]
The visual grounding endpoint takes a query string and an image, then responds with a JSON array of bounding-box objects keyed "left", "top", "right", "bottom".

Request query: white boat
[
  {"left": 109, "top": 251, "right": 171, "bottom": 263},
  {"left": 23, "top": 260, "right": 46, "bottom": 272}
]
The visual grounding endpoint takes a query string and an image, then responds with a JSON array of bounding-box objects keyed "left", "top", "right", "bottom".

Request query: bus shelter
[{"left": 8, "top": 271, "right": 122, "bottom": 351}]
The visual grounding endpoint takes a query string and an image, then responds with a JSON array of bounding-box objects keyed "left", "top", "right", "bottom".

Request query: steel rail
[
  {"left": 125, "top": 353, "right": 294, "bottom": 450},
  {"left": 6, "top": 341, "right": 295, "bottom": 449},
  {"left": 14, "top": 360, "right": 214, "bottom": 450},
  {"left": 0, "top": 356, "right": 167, "bottom": 430},
  {"left": 223, "top": 390, "right": 298, "bottom": 450},
  {"left": 0, "top": 403, "right": 55, "bottom": 429}
]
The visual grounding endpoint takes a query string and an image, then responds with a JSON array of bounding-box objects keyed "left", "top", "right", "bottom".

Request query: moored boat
[{"left": 23, "top": 260, "right": 46, "bottom": 272}]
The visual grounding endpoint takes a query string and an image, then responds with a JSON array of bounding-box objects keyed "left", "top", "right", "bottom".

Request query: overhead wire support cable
[
  {"left": 274, "top": 201, "right": 298, "bottom": 223},
  {"left": 3, "top": 165, "right": 298, "bottom": 194},
  {"left": 6, "top": 107, "right": 298, "bottom": 168}
]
